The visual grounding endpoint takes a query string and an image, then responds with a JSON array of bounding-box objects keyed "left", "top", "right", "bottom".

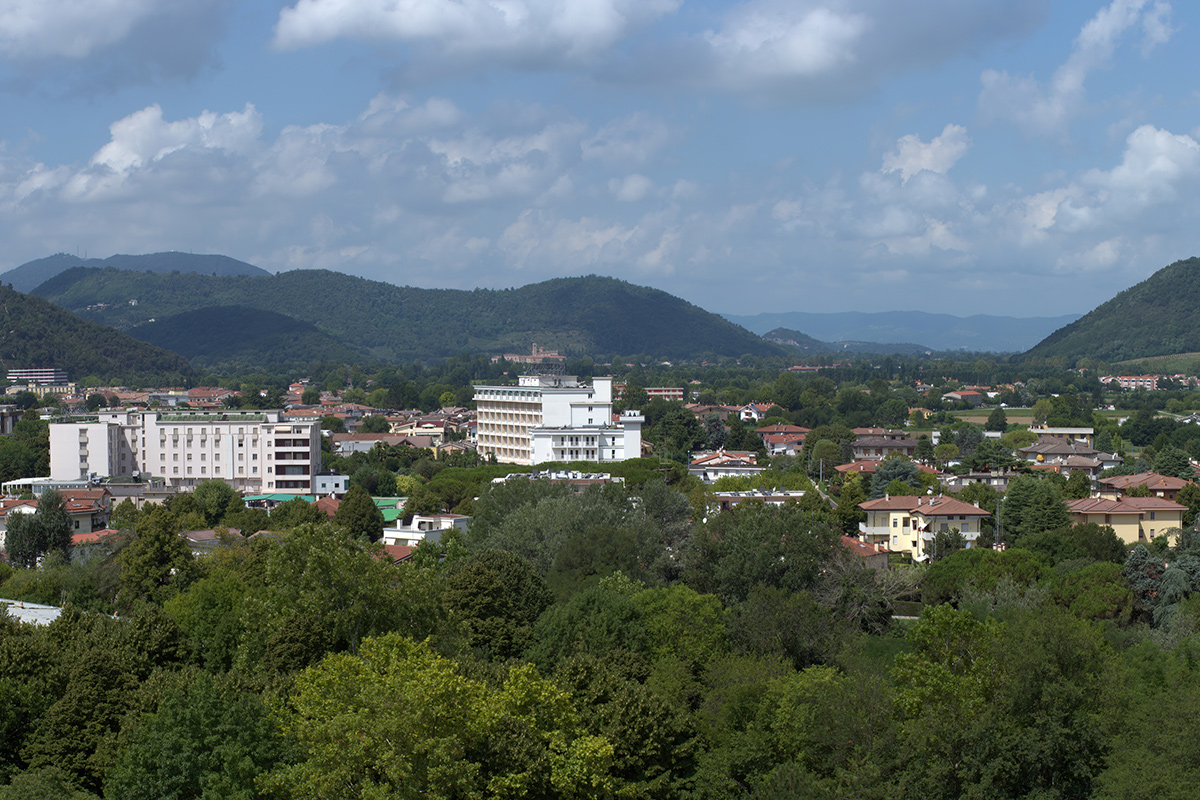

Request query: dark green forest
[
  {"left": 1025, "top": 256, "right": 1200, "bottom": 363},
  {"left": 0, "top": 285, "right": 192, "bottom": 385},
  {"left": 128, "top": 306, "right": 374, "bottom": 368}
]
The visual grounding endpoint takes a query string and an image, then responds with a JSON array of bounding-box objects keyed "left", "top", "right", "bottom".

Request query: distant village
[{"left": 3, "top": 354, "right": 1198, "bottom": 570}]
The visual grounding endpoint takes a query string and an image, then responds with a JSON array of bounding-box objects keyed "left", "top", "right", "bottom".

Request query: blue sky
[{"left": 1, "top": 0, "right": 1196, "bottom": 317}]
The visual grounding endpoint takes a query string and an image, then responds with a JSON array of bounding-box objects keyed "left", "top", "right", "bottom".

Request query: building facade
[
  {"left": 474, "top": 375, "right": 642, "bottom": 466},
  {"left": 858, "top": 494, "right": 990, "bottom": 561},
  {"left": 49, "top": 409, "right": 320, "bottom": 494}
]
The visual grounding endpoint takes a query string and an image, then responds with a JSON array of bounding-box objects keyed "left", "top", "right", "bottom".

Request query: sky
[{"left": 0, "top": 0, "right": 1197, "bottom": 318}]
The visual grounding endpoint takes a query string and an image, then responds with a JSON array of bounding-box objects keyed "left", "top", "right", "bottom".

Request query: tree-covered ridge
[
  {"left": 1025, "top": 256, "right": 1200, "bottom": 363},
  {"left": 1, "top": 252, "right": 270, "bottom": 293},
  {"left": 764, "top": 327, "right": 932, "bottom": 355},
  {"left": 0, "top": 284, "right": 192, "bottom": 384},
  {"left": 33, "top": 268, "right": 785, "bottom": 362},
  {"left": 127, "top": 305, "right": 376, "bottom": 368}
]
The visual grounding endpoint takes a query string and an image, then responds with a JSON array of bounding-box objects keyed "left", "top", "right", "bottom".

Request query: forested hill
[
  {"left": 128, "top": 306, "right": 375, "bottom": 368},
  {"left": 1025, "top": 256, "right": 1200, "bottom": 363},
  {"left": 2, "top": 252, "right": 270, "bottom": 293},
  {"left": 33, "top": 269, "right": 784, "bottom": 362},
  {"left": 0, "top": 285, "right": 192, "bottom": 383},
  {"left": 764, "top": 327, "right": 932, "bottom": 355}
]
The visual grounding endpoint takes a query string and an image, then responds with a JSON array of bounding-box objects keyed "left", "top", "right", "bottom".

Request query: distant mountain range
[
  {"left": 1025, "top": 256, "right": 1200, "bottom": 363},
  {"left": 725, "top": 310, "right": 1081, "bottom": 353},
  {"left": 1, "top": 252, "right": 270, "bottom": 293},
  {"left": 32, "top": 268, "right": 784, "bottom": 364}
]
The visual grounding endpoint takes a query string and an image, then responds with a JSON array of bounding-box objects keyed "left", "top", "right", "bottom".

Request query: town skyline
[{"left": 1, "top": 0, "right": 1196, "bottom": 317}]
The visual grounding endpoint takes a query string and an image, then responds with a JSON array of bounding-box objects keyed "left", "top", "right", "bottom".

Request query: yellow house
[
  {"left": 858, "top": 494, "right": 990, "bottom": 561},
  {"left": 1065, "top": 496, "right": 1186, "bottom": 545}
]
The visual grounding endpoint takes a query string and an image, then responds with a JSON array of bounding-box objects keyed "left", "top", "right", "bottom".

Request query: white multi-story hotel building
[
  {"left": 49, "top": 409, "right": 320, "bottom": 494},
  {"left": 474, "top": 375, "right": 643, "bottom": 466}
]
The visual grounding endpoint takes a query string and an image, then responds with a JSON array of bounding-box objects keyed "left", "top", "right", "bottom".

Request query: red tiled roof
[{"left": 859, "top": 495, "right": 988, "bottom": 517}]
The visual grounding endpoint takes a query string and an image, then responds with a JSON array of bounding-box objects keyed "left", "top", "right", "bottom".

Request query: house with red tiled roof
[
  {"left": 852, "top": 437, "right": 918, "bottom": 461},
  {"left": 1097, "top": 472, "right": 1193, "bottom": 502},
  {"left": 858, "top": 494, "right": 990, "bottom": 561},
  {"left": 1066, "top": 496, "right": 1186, "bottom": 545},
  {"left": 688, "top": 450, "right": 765, "bottom": 484},
  {"left": 841, "top": 535, "right": 890, "bottom": 570},
  {"left": 836, "top": 460, "right": 942, "bottom": 478}
]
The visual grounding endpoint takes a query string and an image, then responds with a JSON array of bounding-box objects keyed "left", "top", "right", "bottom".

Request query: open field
[{"left": 1111, "top": 352, "right": 1200, "bottom": 373}]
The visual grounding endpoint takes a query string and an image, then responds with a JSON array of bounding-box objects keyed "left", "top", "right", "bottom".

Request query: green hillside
[
  {"left": 764, "top": 327, "right": 932, "bottom": 355},
  {"left": 2, "top": 251, "right": 269, "bottom": 293},
  {"left": 128, "top": 306, "right": 375, "bottom": 368},
  {"left": 1025, "top": 256, "right": 1200, "bottom": 363},
  {"left": 34, "top": 269, "right": 783, "bottom": 362},
  {"left": 0, "top": 284, "right": 192, "bottom": 384}
]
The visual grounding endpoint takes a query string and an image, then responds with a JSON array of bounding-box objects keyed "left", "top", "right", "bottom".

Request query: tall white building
[
  {"left": 49, "top": 409, "right": 320, "bottom": 494},
  {"left": 474, "top": 375, "right": 643, "bottom": 466}
]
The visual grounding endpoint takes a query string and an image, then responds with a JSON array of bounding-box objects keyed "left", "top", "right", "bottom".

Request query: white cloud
[
  {"left": 1055, "top": 237, "right": 1124, "bottom": 273},
  {"left": 609, "top": 173, "right": 652, "bottom": 202},
  {"left": 0, "top": 0, "right": 158, "bottom": 59},
  {"left": 881, "top": 124, "right": 970, "bottom": 183},
  {"left": 273, "top": 0, "right": 679, "bottom": 67},
  {"left": 978, "top": 0, "right": 1174, "bottom": 140},
  {"left": 703, "top": 3, "right": 867, "bottom": 83}
]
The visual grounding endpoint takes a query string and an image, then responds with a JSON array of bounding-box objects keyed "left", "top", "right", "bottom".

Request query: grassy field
[{"left": 1111, "top": 352, "right": 1200, "bottom": 373}]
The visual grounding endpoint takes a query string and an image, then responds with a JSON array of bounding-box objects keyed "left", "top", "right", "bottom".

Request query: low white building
[
  {"left": 49, "top": 409, "right": 321, "bottom": 495},
  {"left": 381, "top": 513, "right": 472, "bottom": 547}
]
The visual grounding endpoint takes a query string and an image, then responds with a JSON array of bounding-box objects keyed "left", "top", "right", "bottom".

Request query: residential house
[
  {"left": 852, "top": 436, "right": 918, "bottom": 461},
  {"left": 1065, "top": 496, "right": 1186, "bottom": 545},
  {"left": 1097, "top": 472, "right": 1193, "bottom": 501},
  {"left": 858, "top": 494, "right": 990, "bottom": 561},
  {"left": 710, "top": 488, "right": 807, "bottom": 512},
  {"left": 943, "top": 390, "right": 984, "bottom": 407},
  {"left": 382, "top": 513, "right": 472, "bottom": 548},
  {"left": 688, "top": 450, "right": 765, "bottom": 484},
  {"left": 841, "top": 535, "right": 890, "bottom": 570}
]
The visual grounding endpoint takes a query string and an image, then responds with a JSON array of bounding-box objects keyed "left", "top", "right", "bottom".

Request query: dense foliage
[
  {"left": 1026, "top": 256, "right": 1200, "bottom": 363},
  {"left": 0, "top": 285, "right": 192, "bottom": 385},
  {"left": 34, "top": 269, "right": 785, "bottom": 363}
]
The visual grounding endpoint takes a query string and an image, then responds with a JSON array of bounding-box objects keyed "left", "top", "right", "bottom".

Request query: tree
[
  {"left": 191, "top": 480, "right": 242, "bottom": 527},
  {"left": 953, "top": 425, "right": 984, "bottom": 458},
  {"left": 359, "top": 415, "right": 391, "bottom": 434},
  {"left": 267, "top": 634, "right": 616, "bottom": 800},
  {"left": 914, "top": 435, "right": 935, "bottom": 464},
  {"left": 301, "top": 387, "right": 320, "bottom": 405},
  {"left": 934, "top": 442, "right": 959, "bottom": 465},
  {"left": 870, "top": 458, "right": 919, "bottom": 499},
  {"left": 84, "top": 393, "right": 107, "bottom": 412},
  {"left": 1178, "top": 481, "right": 1200, "bottom": 527},
  {"left": 117, "top": 505, "right": 195, "bottom": 608},
  {"left": 105, "top": 671, "right": 291, "bottom": 800},
  {"left": 4, "top": 490, "right": 72, "bottom": 568},
  {"left": 110, "top": 498, "right": 139, "bottom": 531},
  {"left": 1155, "top": 445, "right": 1193, "bottom": 480},
  {"left": 444, "top": 551, "right": 553, "bottom": 660},
  {"left": 984, "top": 407, "right": 1007, "bottom": 432},
  {"left": 334, "top": 484, "right": 385, "bottom": 542},
  {"left": 1064, "top": 469, "right": 1092, "bottom": 500}
]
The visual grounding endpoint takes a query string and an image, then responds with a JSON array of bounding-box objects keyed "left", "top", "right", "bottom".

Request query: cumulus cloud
[
  {"left": 978, "top": 0, "right": 1174, "bottom": 140},
  {"left": 881, "top": 124, "right": 970, "bottom": 183},
  {"left": 703, "top": 3, "right": 868, "bottom": 83},
  {"left": 273, "top": 0, "right": 679, "bottom": 68},
  {"left": 621, "top": 0, "right": 1044, "bottom": 101}
]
